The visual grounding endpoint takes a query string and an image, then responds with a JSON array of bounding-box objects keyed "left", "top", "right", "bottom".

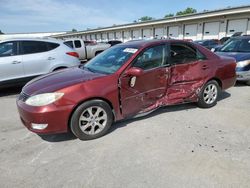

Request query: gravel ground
[{"left": 0, "top": 84, "right": 249, "bottom": 188}]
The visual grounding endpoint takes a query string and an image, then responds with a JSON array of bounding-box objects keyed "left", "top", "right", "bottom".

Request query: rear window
[
  {"left": 64, "top": 41, "right": 74, "bottom": 48},
  {"left": 20, "top": 41, "right": 59, "bottom": 55},
  {"left": 74, "top": 40, "right": 81, "bottom": 48}
]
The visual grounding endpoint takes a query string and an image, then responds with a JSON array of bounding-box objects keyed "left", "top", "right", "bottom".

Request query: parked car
[
  {"left": 17, "top": 40, "right": 236, "bottom": 140},
  {"left": 215, "top": 35, "right": 250, "bottom": 85},
  {"left": 107, "top": 40, "right": 122, "bottom": 46},
  {"left": 194, "top": 39, "right": 221, "bottom": 50},
  {"left": 220, "top": 37, "right": 230, "bottom": 44},
  {"left": 0, "top": 38, "right": 80, "bottom": 88},
  {"left": 64, "top": 38, "right": 110, "bottom": 61}
]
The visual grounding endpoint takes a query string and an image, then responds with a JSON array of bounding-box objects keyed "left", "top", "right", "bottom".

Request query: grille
[{"left": 18, "top": 92, "right": 30, "bottom": 102}]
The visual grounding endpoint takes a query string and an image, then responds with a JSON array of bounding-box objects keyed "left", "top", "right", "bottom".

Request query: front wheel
[
  {"left": 197, "top": 80, "right": 220, "bottom": 108},
  {"left": 70, "top": 100, "right": 113, "bottom": 140}
]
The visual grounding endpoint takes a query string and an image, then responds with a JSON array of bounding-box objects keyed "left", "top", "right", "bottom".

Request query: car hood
[
  {"left": 216, "top": 52, "right": 250, "bottom": 62},
  {"left": 23, "top": 66, "right": 106, "bottom": 95}
]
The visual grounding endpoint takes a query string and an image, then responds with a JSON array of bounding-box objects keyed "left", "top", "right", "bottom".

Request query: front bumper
[
  {"left": 17, "top": 99, "right": 74, "bottom": 134},
  {"left": 236, "top": 70, "right": 250, "bottom": 81}
]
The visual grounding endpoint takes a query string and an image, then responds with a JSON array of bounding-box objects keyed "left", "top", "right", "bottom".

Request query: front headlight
[
  {"left": 237, "top": 60, "right": 250, "bottom": 68},
  {"left": 25, "top": 93, "right": 64, "bottom": 107}
]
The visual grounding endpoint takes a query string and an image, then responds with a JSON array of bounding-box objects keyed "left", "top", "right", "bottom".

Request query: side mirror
[{"left": 125, "top": 67, "right": 143, "bottom": 77}]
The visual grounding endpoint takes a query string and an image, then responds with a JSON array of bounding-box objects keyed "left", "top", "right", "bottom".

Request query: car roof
[
  {"left": 233, "top": 35, "right": 250, "bottom": 39},
  {"left": 118, "top": 39, "right": 186, "bottom": 48},
  {"left": 0, "top": 37, "right": 63, "bottom": 43}
]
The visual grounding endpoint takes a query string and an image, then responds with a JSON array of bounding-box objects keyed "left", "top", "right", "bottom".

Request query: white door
[
  {"left": 102, "top": 33, "right": 108, "bottom": 41},
  {"left": 155, "top": 27, "right": 164, "bottom": 39},
  {"left": 123, "top": 31, "right": 131, "bottom": 42},
  {"left": 91, "top": 34, "right": 96, "bottom": 41},
  {"left": 132, "top": 29, "right": 141, "bottom": 40},
  {"left": 0, "top": 41, "right": 24, "bottom": 82},
  {"left": 21, "top": 41, "right": 51, "bottom": 77},
  {"left": 143, "top": 28, "right": 152, "bottom": 39},
  {"left": 108, "top": 32, "right": 115, "bottom": 40},
  {"left": 184, "top": 24, "right": 198, "bottom": 40},
  {"left": 115, "top": 31, "right": 122, "bottom": 40},
  {"left": 168, "top": 26, "right": 179, "bottom": 39},
  {"left": 227, "top": 19, "right": 248, "bottom": 36},
  {"left": 96, "top": 34, "right": 101, "bottom": 42},
  {"left": 203, "top": 22, "right": 220, "bottom": 39}
]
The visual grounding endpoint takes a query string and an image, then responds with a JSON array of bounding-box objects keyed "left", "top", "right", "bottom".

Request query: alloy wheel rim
[
  {"left": 78, "top": 106, "right": 107, "bottom": 135},
  {"left": 203, "top": 84, "right": 218, "bottom": 104}
]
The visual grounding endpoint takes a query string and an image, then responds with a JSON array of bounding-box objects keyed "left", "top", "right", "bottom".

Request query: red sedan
[{"left": 17, "top": 40, "right": 236, "bottom": 140}]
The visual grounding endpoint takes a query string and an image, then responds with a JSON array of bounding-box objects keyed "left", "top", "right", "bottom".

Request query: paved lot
[{"left": 0, "top": 84, "right": 249, "bottom": 188}]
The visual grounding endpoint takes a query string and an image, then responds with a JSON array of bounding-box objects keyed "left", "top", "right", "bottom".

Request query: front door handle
[{"left": 12, "top": 61, "right": 21, "bottom": 64}]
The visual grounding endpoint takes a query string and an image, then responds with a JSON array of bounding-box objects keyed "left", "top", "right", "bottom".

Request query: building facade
[{"left": 53, "top": 6, "right": 250, "bottom": 42}]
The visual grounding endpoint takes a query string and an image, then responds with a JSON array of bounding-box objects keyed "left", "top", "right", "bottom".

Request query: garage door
[
  {"left": 168, "top": 26, "right": 179, "bottom": 39},
  {"left": 184, "top": 24, "right": 198, "bottom": 40},
  {"left": 132, "top": 29, "right": 141, "bottom": 40},
  {"left": 143, "top": 28, "right": 152, "bottom": 39},
  {"left": 123, "top": 31, "right": 131, "bottom": 42},
  {"left": 108, "top": 32, "right": 115, "bottom": 40},
  {"left": 155, "top": 27, "right": 164, "bottom": 39},
  {"left": 102, "top": 33, "right": 108, "bottom": 41},
  {"left": 115, "top": 31, "right": 122, "bottom": 40},
  {"left": 203, "top": 22, "right": 220, "bottom": 39},
  {"left": 91, "top": 34, "right": 96, "bottom": 40},
  {"left": 86, "top": 34, "right": 91, "bottom": 40},
  {"left": 96, "top": 34, "right": 101, "bottom": 41},
  {"left": 227, "top": 19, "right": 248, "bottom": 36}
]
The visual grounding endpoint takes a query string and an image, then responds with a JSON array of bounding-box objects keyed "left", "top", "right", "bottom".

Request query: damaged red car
[{"left": 17, "top": 40, "right": 236, "bottom": 140}]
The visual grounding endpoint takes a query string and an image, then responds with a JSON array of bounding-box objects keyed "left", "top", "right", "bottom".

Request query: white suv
[{"left": 0, "top": 38, "right": 80, "bottom": 88}]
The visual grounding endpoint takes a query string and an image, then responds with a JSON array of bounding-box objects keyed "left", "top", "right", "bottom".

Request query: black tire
[
  {"left": 197, "top": 80, "right": 220, "bottom": 108},
  {"left": 70, "top": 100, "right": 113, "bottom": 140}
]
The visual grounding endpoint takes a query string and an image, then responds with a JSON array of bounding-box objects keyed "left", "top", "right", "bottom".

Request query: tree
[
  {"left": 0, "top": 30, "right": 4, "bottom": 34},
  {"left": 138, "top": 16, "right": 154, "bottom": 22},
  {"left": 164, "top": 13, "right": 174, "bottom": 18},
  {"left": 72, "top": 28, "right": 77, "bottom": 32},
  {"left": 176, "top": 7, "right": 197, "bottom": 16}
]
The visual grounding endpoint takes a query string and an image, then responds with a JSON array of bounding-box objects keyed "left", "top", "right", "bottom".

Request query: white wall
[{"left": 0, "top": 32, "right": 66, "bottom": 41}]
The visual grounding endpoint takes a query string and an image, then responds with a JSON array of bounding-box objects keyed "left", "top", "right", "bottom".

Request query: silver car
[{"left": 0, "top": 38, "right": 80, "bottom": 88}]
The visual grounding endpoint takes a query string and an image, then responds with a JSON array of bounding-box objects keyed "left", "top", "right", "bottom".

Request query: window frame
[
  {"left": 19, "top": 41, "right": 55, "bottom": 55},
  {"left": 0, "top": 41, "right": 19, "bottom": 57},
  {"left": 131, "top": 44, "right": 170, "bottom": 72},
  {"left": 169, "top": 42, "right": 207, "bottom": 65}
]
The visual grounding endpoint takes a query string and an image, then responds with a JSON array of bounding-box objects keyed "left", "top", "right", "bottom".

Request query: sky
[{"left": 0, "top": 0, "right": 249, "bottom": 33}]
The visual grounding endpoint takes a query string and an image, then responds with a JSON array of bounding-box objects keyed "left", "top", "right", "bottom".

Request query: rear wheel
[
  {"left": 197, "top": 80, "right": 220, "bottom": 108},
  {"left": 70, "top": 100, "right": 113, "bottom": 140}
]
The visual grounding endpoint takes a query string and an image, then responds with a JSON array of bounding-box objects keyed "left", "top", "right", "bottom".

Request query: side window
[
  {"left": 47, "top": 42, "right": 60, "bottom": 50},
  {"left": 64, "top": 41, "right": 74, "bottom": 48},
  {"left": 74, "top": 40, "right": 82, "bottom": 48},
  {"left": 20, "top": 41, "right": 48, "bottom": 55},
  {"left": 133, "top": 45, "right": 166, "bottom": 70},
  {"left": 170, "top": 43, "right": 205, "bottom": 64},
  {"left": 0, "top": 42, "right": 17, "bottom": 57}
]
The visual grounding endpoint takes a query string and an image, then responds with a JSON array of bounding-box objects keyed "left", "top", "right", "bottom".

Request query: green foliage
[
  {"left": 176, "top": 7, "right": 197, "bottom": 16},
  {"left": 72, "top": 28, "right": 77, "bottom": 32},
  {"left": 0, "top": 30, "right": 4, "bottom": 34},
  {"left": 139, "top": 16, "right": 154, "bottom": 22},
  {"left": 164, "top": 13, "right": 174, "bottom": 18}
]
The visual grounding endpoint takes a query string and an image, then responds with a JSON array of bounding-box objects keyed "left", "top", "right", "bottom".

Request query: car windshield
[
  {"left": 219, "top": 38, "right": 250, "bottom": 52},
  {"left": 83, "top": 46, "right": 138, "bottom": 74}
]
